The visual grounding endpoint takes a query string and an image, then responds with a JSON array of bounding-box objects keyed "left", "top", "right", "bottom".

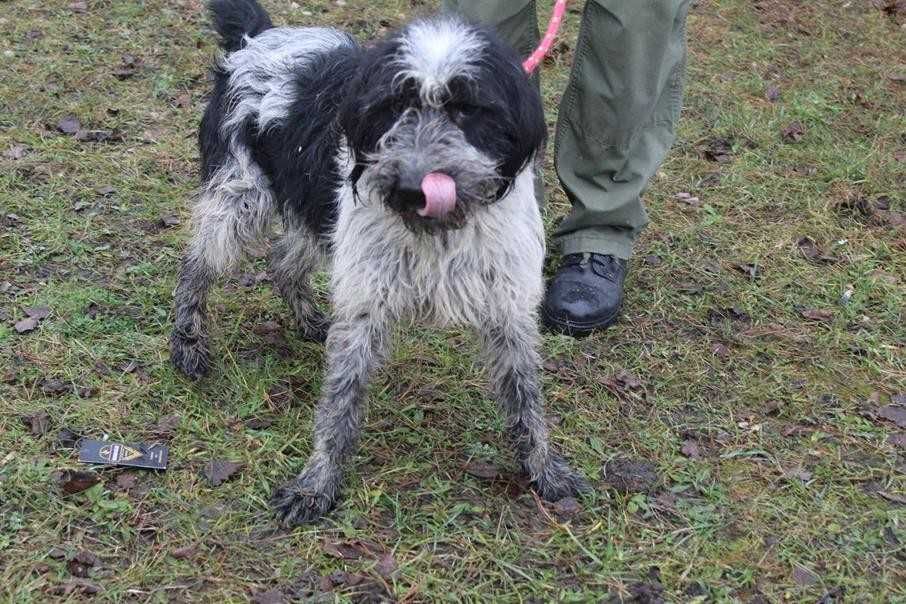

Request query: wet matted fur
[{"left": 171, "top": 0, "right": 587, "bottom": 525}]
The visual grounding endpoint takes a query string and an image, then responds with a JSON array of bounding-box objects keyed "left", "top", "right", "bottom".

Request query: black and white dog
[{"left": 171, "top": 0, "right": 587, "bottom": 525}]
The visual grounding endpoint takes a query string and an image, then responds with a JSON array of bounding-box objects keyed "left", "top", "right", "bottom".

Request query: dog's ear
[
  {"left": 498, "top": 68, "right": 546, "bottom": 183},
  {"left": 464, "top": 28, "right": 547, "bottom": 194},
  {"left": 337, "top": 41, "right": 401, "bottom": 187}
]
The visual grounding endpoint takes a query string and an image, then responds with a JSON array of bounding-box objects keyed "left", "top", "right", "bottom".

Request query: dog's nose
[{"left": 394, "top": 172, "right": 426, "bottom": 213}]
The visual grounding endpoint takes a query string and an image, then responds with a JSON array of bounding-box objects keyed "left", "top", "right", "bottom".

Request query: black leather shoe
[{"left": 541, "top": 253, "right": 627, "bottom": 337}]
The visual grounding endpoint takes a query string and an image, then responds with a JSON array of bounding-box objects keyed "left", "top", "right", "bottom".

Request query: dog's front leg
[
  {"left": 272, "top": 313, "right": 391, "bottom": 526},
  {"left": 479, "top": 313, "right": 588, "bottom": 501}
]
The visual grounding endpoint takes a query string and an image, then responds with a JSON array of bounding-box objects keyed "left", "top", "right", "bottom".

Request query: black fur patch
[{"left": 251, "top": 45, "right": 362, "bottom": 237}]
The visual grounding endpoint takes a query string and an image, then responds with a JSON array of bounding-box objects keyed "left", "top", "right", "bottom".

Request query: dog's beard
[{"left": 359, "top": 111, "right": 503, "bottom": 232}]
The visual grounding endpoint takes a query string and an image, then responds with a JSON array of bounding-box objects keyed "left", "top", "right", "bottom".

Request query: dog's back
[{"left": 200, "top": 0, "right": 359, "bottom": 242}]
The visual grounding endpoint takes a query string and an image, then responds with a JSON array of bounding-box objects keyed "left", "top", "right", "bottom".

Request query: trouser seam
[{"left": 553, "top": 0, "right": 593, "bottom": 165}]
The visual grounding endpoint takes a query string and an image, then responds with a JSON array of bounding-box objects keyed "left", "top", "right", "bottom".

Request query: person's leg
[
  {"left": 544, "top": 0, "right": 692, "bottom": 336},
  {"left": 554, "top": 0, "right": 691, "bottom": 257},
  {"left": 441, "top": 0, "right": 539, "bottom": 60}
]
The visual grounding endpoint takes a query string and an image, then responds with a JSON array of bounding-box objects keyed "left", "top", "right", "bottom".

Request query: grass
[{"left": 1, "top": 0, "right": 904, "bottom": 601}]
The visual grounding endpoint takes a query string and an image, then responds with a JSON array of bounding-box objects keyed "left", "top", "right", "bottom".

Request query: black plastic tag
[{"left": 78, "top": 439, "right": 168, "bottom": 470}]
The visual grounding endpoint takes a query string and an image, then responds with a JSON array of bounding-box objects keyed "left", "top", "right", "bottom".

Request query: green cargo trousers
[{"left": 441, "top": 0, "right": 691, "bottom": 259}]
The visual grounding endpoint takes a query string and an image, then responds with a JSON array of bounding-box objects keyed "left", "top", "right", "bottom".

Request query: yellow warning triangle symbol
[{"left": 117, "top": 445, "right": 143, "bottom": 461}]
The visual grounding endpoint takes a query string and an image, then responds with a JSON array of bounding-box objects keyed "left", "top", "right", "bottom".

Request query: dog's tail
[{"left": 208, "top": 0, "right": 273, "bottom": 53}]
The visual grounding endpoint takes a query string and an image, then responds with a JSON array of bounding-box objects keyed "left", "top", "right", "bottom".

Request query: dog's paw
[
  {"left": 271, "top": 477, "right": 337, "bottom": 526},
  {"left": 170, "top": 331, "right": 210, "bottom": 380},
  {"left": 531, "top": 456, "right": 591, "bottom": 502},
  {"left": 300, "top": 312, "right": 331, "bottom": 344}
]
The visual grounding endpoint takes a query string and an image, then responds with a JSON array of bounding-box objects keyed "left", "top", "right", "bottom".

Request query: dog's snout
[{"left": 393, "top": 171, "right": 426, "bottom": 213}]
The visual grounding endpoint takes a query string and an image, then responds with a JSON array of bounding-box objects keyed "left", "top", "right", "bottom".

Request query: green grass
[{"left": 1, "top": 0, "right": 905, "bottom": 601}]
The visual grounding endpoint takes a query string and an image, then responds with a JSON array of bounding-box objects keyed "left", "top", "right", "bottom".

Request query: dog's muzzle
[{"left": 392, "top": 169, "right": 457, "bottom": 220}]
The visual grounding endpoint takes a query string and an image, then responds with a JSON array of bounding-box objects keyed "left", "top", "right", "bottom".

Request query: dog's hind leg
[
  {"left": 269, "top": 223, "right": 330, "bottom": 343},
  {"left": 479, "top": 312, "right": 589, "bottom": 501},
  {"left": 272, "top": 311, "right": 391, "bottom": 525},
  {"left": 170, "top": 157, "right": 274, "bottom": 379}
]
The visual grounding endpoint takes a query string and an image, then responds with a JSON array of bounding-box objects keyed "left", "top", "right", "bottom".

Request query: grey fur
[
  {"left": 269, "top": 222, "right": 330, "bottom": 342},
  {"left": 171, "top": 18, "right": 586, "bottom": 526},
  {"left": 365, "top": 109, "right": 501, "bottom": 231},
  {"left": 222, "top": 26, "right": 355, "bottom": 134}
]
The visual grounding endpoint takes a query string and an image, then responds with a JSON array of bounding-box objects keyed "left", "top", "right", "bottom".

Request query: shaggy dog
[{"left": 170, "top": 0, "right": 587, "bottom": 525}]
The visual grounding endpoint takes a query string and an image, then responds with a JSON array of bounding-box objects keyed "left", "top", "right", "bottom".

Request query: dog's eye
[{"left": 449, "top": 103, "right": 479, "bottom": 124}]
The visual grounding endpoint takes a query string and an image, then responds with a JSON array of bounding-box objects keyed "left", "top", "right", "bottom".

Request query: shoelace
[{"left": 560, "top": 253, "right": 622, "bottom": 281}]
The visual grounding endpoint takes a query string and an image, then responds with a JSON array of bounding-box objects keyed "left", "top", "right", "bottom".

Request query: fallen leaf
[
  {"left": 602, "top": 370, "right": 646, "bottom": 399},
  {"left": 629, "top": 584, "right": 665, "bottom": 603},
  {"left": 114, "top": 472, "right": 139, "bottom": 491},
  {"left": 57, "top": 470, "right": 100, "bottom": 495},
  {"left": 601, "top": 458, "right": 659, "bottom": 493},
  {"left": 152, "top": 414, "right": 181, "bottom": 437},
  {"left": 57, "top": 115, "right": 82, "bottom": 135},
  {"left": 75, "top": 129, "right": 123, "bottom": 143},
  {"left": 731, "top": 262, "right": 762, "bottom": 280},
  {"left": 783, "top": 467, "right": 813, "bottom": 482},
  {"left": 792, "top": 565, "right": 819, "bottom": 586},
  {"left": 322, "top": 539, "right": 386, "bottom": 561},
  {"left": 239, "top": 271, "right": 270, "bottom": 287},
  {"left": 708, "top": 306, "right": 752, "bottom": 326},
  {"left": 878, "top": 491, "right": 906, "bottom": 505},
  {"left": 765, "top": 85, "right": 781, "bottom": 102},
  {"left": 55, "top": 428, "right": 80, "bottom": 449},
  {"left": 675, "top": 282, "right": 703, "bottom": 295},
  {"left": 817, "top": 587, "right": 846, "bottom": 604},
  {"left": 21, "top": 411, "right": 51, "bottom": 436},
  {"left": 877, "top": 405, "right": 906, "bottom": 428},
  {"left": 24, "top": 306, "right": 51, "bottom": 320},
  {"left": 781, "top": 121, "right": 806, "bottom": 143},
  {"left": 47, "top": 579, "right": 103, "bottom": 596},
  {"left": 14, "top": 317, "right": 39, "bottom": 333},
  {"left": 4, "top": 144, "right": 27, "bottom": 160},
  {"left": 887, "top": 433, "right": 906, "bottom": 448},
  {"left": 681, "top": 439, "right": 702, "bottom": 459},
  {"left": 41, "top": 378, "right": 70, "bottom": 396},
  {"left": 67, "top": 550, "right": 98, "bottom": 578},
  {"left": 251, "top": 590, "right": 285, "bottom": 604},
  {"left": 112, "top": 54, "right": 142, "bottom": 80},
  {"left": 800, "top": 308, "right": 834, "bottom": 322},
  {"left": 796, "top": 237, "right": 838, "bottom": 263},
  {"left": 170, "top": 545, "right": 197, "bottom": 560},
  {"left": 202, "top": 460, "right": 243, "bottom": 486},
  {"left": 551, "top": 497, "right": 582, "bottom": 518},
  {"left": 464, "top": 461, "right": 501, "bottom": 480},
  {"left": 875, "top": 0, "right": 906, "bottom": 17},
  {"left": 245, "top": 416, "right": 275, "bottom": 430},
  {"left": 711, "top": 342, "right": 730, "bottom": 360},
  {"left": 674, "top": 191, "right": 702, "bottom": 207},
  {"left": 703, "top": 137, "right": 734, "bottom": 163},
  {"left": 374, "top": 553, "right": 399, "bottom": 578}
]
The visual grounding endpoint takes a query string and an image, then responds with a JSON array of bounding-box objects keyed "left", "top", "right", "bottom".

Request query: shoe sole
[{"left": 540, "top": 304, "right": 622, "bottom": 338}]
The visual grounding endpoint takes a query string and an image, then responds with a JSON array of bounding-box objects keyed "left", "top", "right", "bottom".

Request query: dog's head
[{"left": 339, "top": 16, "right": 546, "bottom": 232}]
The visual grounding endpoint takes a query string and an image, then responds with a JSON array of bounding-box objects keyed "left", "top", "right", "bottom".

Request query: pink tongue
[{"left": 417, "top": 172, "right": 456, "bottom": 219}]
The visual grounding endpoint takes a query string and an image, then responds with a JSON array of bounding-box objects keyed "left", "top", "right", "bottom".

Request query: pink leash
[{"left": 522, "top": 0, "right": 569, "bottom": 74}]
